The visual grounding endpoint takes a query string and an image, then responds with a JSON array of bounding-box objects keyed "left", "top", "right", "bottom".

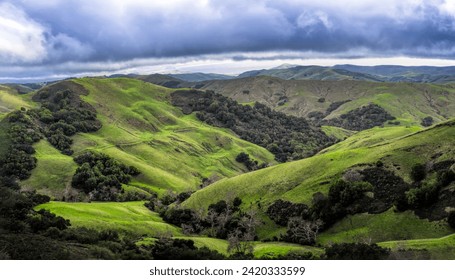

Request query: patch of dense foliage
[
  {"left": 150, "top": 238, "right": 224, "bottom": 260},
  {"left": 310, "top": 180, "right": 373, "bottom": 229},
  {"left": 421, "top": 116, "right": 434, "bottom": 127},
  {"left": 360, "top": 167, "right": 410, "bottom": 213},
  {"left": 235, "top": 152, "right": 267, "bottom": 171},
  {"left": 0, "top": 110, "right": 41, "bottom": 180},
  {"left": 325, "top": 243, "right": 390, "bottom": 260},
  {"left": 171, "top": 90, "right": 334, "bottom": 162},
  {"left": 326, "top": 100, "right": 352, "bottom": 114},
  {"left": 266, "top": 199, "right": 309, "bottom": 226},
  {"left": 408, "top": 162, "right": 455, "bottom": 219},
  {"left": 71, "top": 151, "right": 141, "bottom": 201},
  {"left": 32, "top": 81, "right": 102, "bottom": 155},
  {"left": 265, "top": 180, "right": 373, "bottom": 245},
  {"left": 325, "top": 104, "right": 395, "bottom": 131}
]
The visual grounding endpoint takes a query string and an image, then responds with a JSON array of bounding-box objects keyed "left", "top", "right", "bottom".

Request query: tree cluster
[
  {"left": 325, "top": 243, "right": 390, "bottom": 260},
  {"left": 32, "top": 81, "right": 102, "bottom": 155},
  {"left": 0, "top": 110, "right": 41, "bottom": 180},
  {"left": 235, "top": 152, "right": 267, "bottom": 171},
  {"left": 324, "top": 104, "right": 395, "bottom": 131},
  {"left": 266, "top": 179, "right": 374, "bottom": 245},
  {"left": 150, "top": 238, "right": 224, "bottom": 260},
  {"left": 405, "top": 163, "right": 455, "bottom": 209},
  {"left": 421, "top": 116, "right": 434, "bottom": 127},
  {"left": 171, "top": 90, "right": 335, "bottom": 162},
  {"left": 71, "top": 151, "right": 140, "bottom": 201}
]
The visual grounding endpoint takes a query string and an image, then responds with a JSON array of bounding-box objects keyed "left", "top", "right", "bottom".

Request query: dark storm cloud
[{"left": 1, "top": 0, "right": 455, "bottom": 79}]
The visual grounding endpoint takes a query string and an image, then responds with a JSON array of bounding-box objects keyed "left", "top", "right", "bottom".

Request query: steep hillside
[
  {"left": 183, "top": 120, "right": 455, "bottom": 224},
  {"left": 14, "top": 78, "right": 275, "bottom": 198},
  {"left": 0, "top": 85, "right": 34, "bottom": 120},
  {"left": 198, "top": 77, "right": 455, "bottom": 126}
]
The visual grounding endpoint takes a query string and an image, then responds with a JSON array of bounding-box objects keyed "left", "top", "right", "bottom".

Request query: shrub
[
  {"left": 325, "top": 243, "right": 390, "bottom": 260},
  {"left": 448, "top": 212, "right": 455, "bottom": 229},
  {"left": 411, "top": 163, "right": 426, "bottom": 182}
]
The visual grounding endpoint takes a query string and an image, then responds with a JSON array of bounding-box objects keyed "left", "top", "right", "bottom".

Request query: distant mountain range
[
  {"left": 238, "top": 64, "right": 455, "bottom": 83},
  {"left": 130, "top": 64, "right": 455, "bottom": 84}
]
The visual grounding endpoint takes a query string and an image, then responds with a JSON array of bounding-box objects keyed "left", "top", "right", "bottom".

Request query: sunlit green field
[{"left": 36, "top": 201, "right": 182, "bottom": 236}]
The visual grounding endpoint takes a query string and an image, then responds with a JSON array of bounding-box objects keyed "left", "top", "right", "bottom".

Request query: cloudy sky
[{"left": 2, "top": 0, "right": 455, "bottom": 82}]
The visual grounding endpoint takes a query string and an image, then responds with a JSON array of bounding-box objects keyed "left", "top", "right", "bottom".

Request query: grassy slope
[
  {"left": 24, "top": 78, "right": 274, "bottom": 196},
  {"left": 36, "top": 201, "right": 182, "bottom": 236},
  {"left": 183, "top": 124, "right": 433, "bottom": 208},
  {"left": 22, "top": 141, "right": 78, "bottom": 198},
  {"left": 183, "top": 121, "right": 455, "bottom": 240},
  {"left": 379, "top": 234, "right": 455, "bottom": 259},
  {"left": 318, "top": 209, "right": 453, "bottom": 245},
  {"left": 201, "top": 77, "right": 455, "bottom": 126},
  {"left": 321, "top": 125, "right": 355, "bottom": 140},
  {"left": 0, "top": 85, "right": 34, "bottom": 157},
  {"left": 0, "top": 85, "right": 33, "bottom": 120}
]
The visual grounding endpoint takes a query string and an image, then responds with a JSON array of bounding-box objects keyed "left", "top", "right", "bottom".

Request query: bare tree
[
  {"left": 286, "top": 218, "right": 323, "bottom": 245},
  {"left": 239, "top": 208, "right": 261, "bottom": 241},
  {"left": 227, "top": 229, "right": 254, "bottom": 255}
]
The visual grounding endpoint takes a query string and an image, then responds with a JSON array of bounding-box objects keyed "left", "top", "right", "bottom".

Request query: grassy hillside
[
  {"left": 183, "top": 120, "right": 455, "bottom": 226},
  {"left": 36, "top": 201, "right": 182, "bottom": 236},
  {"left": 318, "top": 209, "right": 453, "bottom": 245},
  {"left": 199, "top": 77, "right": 455, "bottom": 126},
  {"left": 380, "top": 233, "right": 455, "bottom": 259},
  {"left": 21, "top": 141, "right": 78, "bottom": 198},
  {"left": 24, "top": 78, "right": 275, "bottom": 196},
  {"left": 0, "top": 85, "right": 33, "bottom": 120}
]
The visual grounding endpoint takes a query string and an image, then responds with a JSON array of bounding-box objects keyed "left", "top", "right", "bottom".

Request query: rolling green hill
[
  {"left": 17, "top": 78, "right": 275, "bottom": 198},
  {"left": 183, "top": 120, "right": 455, "bottom": 238},
  {"left": 197, "top": 77, "right": 455, "bottom": 126},
  {"left": 0, "top": 85, "right": 33, "bottom": 120}
]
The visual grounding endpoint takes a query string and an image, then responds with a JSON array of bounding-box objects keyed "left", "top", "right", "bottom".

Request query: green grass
[
  {"left": 252, "top": 242, "right": 323, "bottom": 258},
  {"left": 36, "top": 201, "right": 181, "bottom": 236},
  {"left": 379, "top": 233, "right": 455, "bottom": 259},
  {"left": 321, "top": 125, "right": 355, "bottom": 140},
  {"left": 22, "top": 141, "right": 78, "bottom": 198},
  {"left": 318, "top": 209, "right": 453, "bottom": 245},
  {"left": 0, "top": 85, "right": 33, "bottom": 120}
]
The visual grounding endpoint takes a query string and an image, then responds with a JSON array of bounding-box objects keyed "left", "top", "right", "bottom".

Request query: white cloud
[
  {"left": 0, "top": 2, "right": 47, "bottom": 63},
  {"left": 297, "top": 10, "right": 332, "bottom": 31}
]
